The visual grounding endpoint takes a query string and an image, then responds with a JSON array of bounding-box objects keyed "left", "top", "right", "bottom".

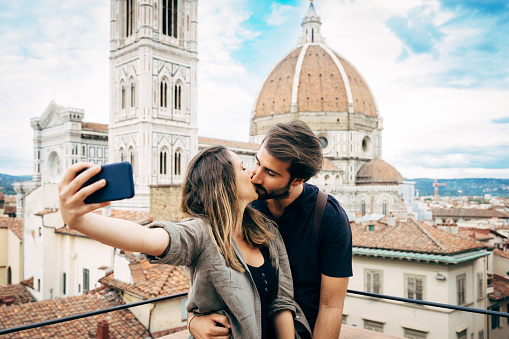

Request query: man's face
[{"left": 251, "top": 145, "right": 293, "bottom": 200}]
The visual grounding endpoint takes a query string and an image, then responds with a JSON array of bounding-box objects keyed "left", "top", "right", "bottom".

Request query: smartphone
[{"left": 77, "top": 162, "right": 135, "bottom": 204}]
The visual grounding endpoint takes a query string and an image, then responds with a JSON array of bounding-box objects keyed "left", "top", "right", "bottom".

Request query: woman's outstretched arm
[{"left": 58, "top": 162, "right": 169, "bottom": 256}]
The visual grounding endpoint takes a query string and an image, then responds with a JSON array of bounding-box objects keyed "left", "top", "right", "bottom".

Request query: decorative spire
[{"left": 298, "top": 1, "right": 324, "bottom": 45}]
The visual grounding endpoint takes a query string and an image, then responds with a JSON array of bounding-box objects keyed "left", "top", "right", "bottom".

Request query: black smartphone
[{"left": 77, "top": 162, "right": 135, "bottom": 204}]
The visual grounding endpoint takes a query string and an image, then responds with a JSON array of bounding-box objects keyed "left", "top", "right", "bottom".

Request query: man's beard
[{"left": 255, "top": 179, "right": 292, "bottom": 200}]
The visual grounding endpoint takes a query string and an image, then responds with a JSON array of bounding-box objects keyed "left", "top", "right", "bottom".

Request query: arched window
[
  {"left": 361, "top": 201, "right": 366, "bottom": 216},
  {"left": 324, "top": 175, "right": 330, "bottom": 187},
  {"left": 174, "top": 149, "right": 182, "bottom": 176},
  {"left": 160, "top": 78, "right": 169, "bottom": 108},
  {"left": 121, "top": 83, "right": 126, "bottom": 110},
  {"left": 383, "top": 202, "right": 388, "bottom": 216},
  {"left": 125, "top": 0, "right": 134, "bottom": 38},
  {"left": 119, "top": 147, "right": 125, "bottom": 162},
  {"left": 335, "top": 175, "right": 341, "bottom": 187},
  {"left": 130, "top": 80, "right": 136, "bottom": 107},
  {"left": 162, "top": 0, "right": 178, "bottom": 38},
  {"left": 7, "top": 266, "right": 11, "bottom": 285},
  {"left": 174, "top": 81, "right": 182, "bottom": 111},
  {"left": 159, "top": 149, "right": 168, "bottom": 175},
  {"left": 128, "top": 146, "right": 135, "bottom": 174}
]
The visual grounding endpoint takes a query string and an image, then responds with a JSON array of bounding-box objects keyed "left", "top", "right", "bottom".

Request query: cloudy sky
[{"left": 0, "top": 0, "right": 508, "bottom": 179}]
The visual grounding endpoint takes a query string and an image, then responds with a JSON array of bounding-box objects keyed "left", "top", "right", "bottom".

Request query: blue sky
[{"left": 0, "top": 0, "right": 508, "bottom": 179}]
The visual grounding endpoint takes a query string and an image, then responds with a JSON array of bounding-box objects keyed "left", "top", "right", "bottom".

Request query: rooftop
[
  {"left": 0, "top": 216, "right": 23, "bottom": 240},
  {"left": 352, "top": 217, "right": 486, "bottom": 255},
  {"left": 431, "top": 207, "right": 509, "bottom": 219},
  {"left": 0, "top": 283, "right": 35, "bottom": 306},
  {"left": 0, "top": 292, "right": 150, "bottom": 338},
  {"left": 100, "top": 257, "right": 190, "bottom": 300}
]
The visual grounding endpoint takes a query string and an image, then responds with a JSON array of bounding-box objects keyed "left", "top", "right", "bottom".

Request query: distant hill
[
  {"left": 408, "top": 178, "right": 509, "bottom": 197},
  {"left": 0, "top": 174, "right": 32, "bottom": 195}
]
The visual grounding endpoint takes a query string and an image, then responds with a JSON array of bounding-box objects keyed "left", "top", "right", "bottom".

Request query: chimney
[
  {"left": 1, "top": 295, "right": 15, "bottom": 306},
  {"left": 96, "top": 319, "right": 109, "bottom": 339}
]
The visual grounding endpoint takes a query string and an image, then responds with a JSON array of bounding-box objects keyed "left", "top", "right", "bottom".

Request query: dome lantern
[{"left": 298, "top": 1, "right": 325, "bottom": 45}]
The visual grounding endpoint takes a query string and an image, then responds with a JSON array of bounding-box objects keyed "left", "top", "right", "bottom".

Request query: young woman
[{"left": 58, "top": 146, "right": 311, "bottom": 338}]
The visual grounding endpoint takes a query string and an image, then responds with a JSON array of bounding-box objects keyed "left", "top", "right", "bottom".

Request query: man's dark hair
[{"left": 262, "top": 120, "right": 323, "bottom": 181}]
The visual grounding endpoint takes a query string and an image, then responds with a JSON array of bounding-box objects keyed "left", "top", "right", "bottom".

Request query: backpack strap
[{"left": 314, "top": 190, "right": 328, "bottom": 249}]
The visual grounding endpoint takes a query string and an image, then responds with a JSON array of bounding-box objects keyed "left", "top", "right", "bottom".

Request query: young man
[{"left": 189, "top": 120, "right": 353, "bottom": 339}]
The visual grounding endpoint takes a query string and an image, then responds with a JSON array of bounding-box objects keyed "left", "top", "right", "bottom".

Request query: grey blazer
[{"left": 144, "top": 217, "right": 311, "bottom": 338}]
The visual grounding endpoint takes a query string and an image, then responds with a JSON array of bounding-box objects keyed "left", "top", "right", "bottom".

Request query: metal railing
[{"left": 1, "top": 289, "right": 508, "bottom": 336}]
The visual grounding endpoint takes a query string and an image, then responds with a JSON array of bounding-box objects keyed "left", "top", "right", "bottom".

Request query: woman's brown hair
[{"left": 181, "top": 146, "right": 274, "bottom": 271}]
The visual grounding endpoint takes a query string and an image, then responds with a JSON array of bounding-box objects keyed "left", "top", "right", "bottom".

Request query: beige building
[
  {"left": 348, "top": 217, "right": 491, "bottom": 338},
  {"left": 0, "top": 217, "right": 23, "bottom": 286}
]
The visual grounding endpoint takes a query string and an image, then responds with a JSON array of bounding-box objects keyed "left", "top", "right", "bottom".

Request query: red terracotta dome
[{"left": 356, "top": 158, "right": 404, "bottom": 185}]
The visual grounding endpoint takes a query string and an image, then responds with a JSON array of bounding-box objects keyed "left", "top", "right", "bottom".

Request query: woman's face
[{"left": 228, "top": 151, "right": 258, "bottom": 204}]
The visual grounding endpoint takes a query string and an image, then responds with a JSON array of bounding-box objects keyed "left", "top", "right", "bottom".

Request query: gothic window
[
  {"left": 121, "top": 83, "right": 126, "bottom": 110},
  {"left": 119, "top": 147, "right": 125, "bottom": 162},
  {"left": 159, "top": 149, "right": 168, "bottom": 175},
  {"left": 160, "top": 79, "right": 169, "bottom": 108},
  {"left": 174, "top": 81, "right": 182, "bottom": 112},
  {"left": 361, "top": 201, "right": 366, "bottom": 216},
  {"left": 382, "top": 202, "right": 388, "bottom": 215},
  {"left": 125, "top": 0, "right": 134, "bottom": 38},
  {"left": 129, "top": 146, "right": 136, "bottom": 174},
  {"left": 162, "top": 0, "right": 178, "bottom": 38},
  {"left": 130, "top": 80, "right": 136, "bottom": 107},
  {"left": 174, "top": 149, "right": 182, "bottom": 176}
]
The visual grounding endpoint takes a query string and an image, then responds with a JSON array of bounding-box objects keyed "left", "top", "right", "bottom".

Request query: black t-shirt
[
  {"left": 247, "top": 247, "right": 277, "bottom": 339},
  {"left": 252, "top": 183, "right": 353, "bottom": 330}
]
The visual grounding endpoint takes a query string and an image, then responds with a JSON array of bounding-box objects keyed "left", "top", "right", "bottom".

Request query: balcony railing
[{"left": 1, "top": 289, "right": 508, "bottom": 336}]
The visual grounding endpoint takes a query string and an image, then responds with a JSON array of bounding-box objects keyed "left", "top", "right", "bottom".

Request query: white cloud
[
  {"left": 197, "top": 1, "right": 263, "bottom": 141},
  {"left": 0, "top": 1, "right": 110, "bottom": 175},
  {"left": 317, "top": 0, "right": 509, "bottom": 179},
  {"left": 266, "top": 3, "right": 297, "bottom": 26}
]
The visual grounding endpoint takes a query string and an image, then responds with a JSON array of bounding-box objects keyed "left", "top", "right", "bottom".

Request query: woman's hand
[{"left": 58, "top": 162, "right": 110, "bottom": 230}]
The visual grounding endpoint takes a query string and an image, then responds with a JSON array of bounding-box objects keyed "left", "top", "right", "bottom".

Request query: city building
[{"left": 348, "top": 217, "right": 491, "bottom": 338}]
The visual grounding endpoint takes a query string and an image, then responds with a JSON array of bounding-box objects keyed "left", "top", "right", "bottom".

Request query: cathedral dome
[
  {"left": 356, "top": 158, "right": 404, "bottom": 185},
  {"left": 251, "top": 2, "right": 377, "bottom": 122},
  {"left": 253, "top": 43, "right": 377, "bottom": 119}
]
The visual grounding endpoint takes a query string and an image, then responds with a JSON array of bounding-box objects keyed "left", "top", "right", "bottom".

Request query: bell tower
[{"left": 109, "top": 0, "right": 198, "bottom": 210}]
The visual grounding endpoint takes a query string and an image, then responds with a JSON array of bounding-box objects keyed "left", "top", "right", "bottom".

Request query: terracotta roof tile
[
  {"left": 352, "top": 218, "right": 486, "bottom": 254},
  {"left": 431, "top": 207, "right": 508, "bottom": 219},
  {"left": 100, "top": 258, "right": 190, "bottom": 300},
  {"left": 356, "top": 158, "right": 403, "bottom": 185},
  {"left": 4, "top": 206, "right": 16, "bottom": 214},
  {"left": 322, "top": 158, "right": 340, "bottom": 171},
  {"left": 0, "top": 217, "right": 23, "bottom": 240},
  {"left": 198, "top": 137, "right": 260, "bottom": 151},
  {"left": 494, "top": 248, "right": 509, "bottom": 260},
  {"left": 4, "top": 196, "right": 16, "bottom": 204},
  {"left": 0, "top": 293, "right": 150, "bottom": 338},
  {"left": 0, "top": 283, "right": 35, "bottom": 305},
  {"left": 489, "top": 275, "right": 509, "bottom": 301},
  {"left": 21, "top": 276, "right": 34, "bottom": 289},
  {"left": 81, "top": 121, "right": 109, "bottom": 132}
]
